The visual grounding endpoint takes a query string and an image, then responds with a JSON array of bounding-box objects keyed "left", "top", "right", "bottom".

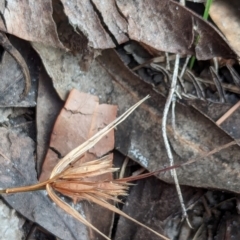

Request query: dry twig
[{"left": 162, "top": 54, "right": 191, "bottom": 227}]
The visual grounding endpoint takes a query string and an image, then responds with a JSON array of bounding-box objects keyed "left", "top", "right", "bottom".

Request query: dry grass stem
[
  {"left": 119, "top": 156, "right": 129, "bottom": 179},
  {"left": 216, "top": 100, "right": 240, "bottom": 126}
]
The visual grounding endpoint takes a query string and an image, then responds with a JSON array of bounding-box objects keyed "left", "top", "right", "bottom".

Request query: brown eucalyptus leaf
[
  {"left": 115, "top": 0, "right": 236, "bottom": 60},
  {"left": 210, "top": 0, "right": 240, "bottom": 56},
  {"left": 58, "top": 0, "right": 235, "bottom": 59},
  {"left": 60, "top": 0, "right": 116, "bottom": 49},
  {"left": 1, "top": 0, "right": 64, "bottom": 48},
  {"left": 91, "top": 0, "right": 129, "bottom": 44},
  {"left": 97, "top": 49, "right": 240, "bottom": 193},
  {"left": 0, "top": 36, "right": 40, "bottom": 107},
  {"left": 0, "top": 127, "right": 88, "bottom": 240},
  {"left": 39, "top": 89, "right": 117, "bottom": 239},
  {"left": 31, "top": 42, "right": 115, "bottom": 100}
]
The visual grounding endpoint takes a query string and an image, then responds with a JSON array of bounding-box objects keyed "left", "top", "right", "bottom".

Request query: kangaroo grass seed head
[
  {"left": 51, "top": 156, "right": 130, "bottom": 203},
  {"left": 0, "top": 96, "right": 169, "bottom": 240}
]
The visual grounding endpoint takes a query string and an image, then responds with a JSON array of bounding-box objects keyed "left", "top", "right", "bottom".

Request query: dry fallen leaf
[
  {"left": 210, "top": 0, "right": 240, "bottom": 56},
  {"left": 1, "top": 1, "right": 240, "bottom": 238},
  {"left": 60, "top": 0, "right": 236, "bottom": 59},
  {"left": 0, "top": 0, "right": 231, "bottom": 61},
  {"left": 1, "top": 0, "right": 64, "bottom": 48},
  {"left": 116, "top": 0, "right": 236, "bottom": 59},
  {"left": 33, "top": 45, "right": 240, "bottom": 193},
  {"left": 96, "top": 49, "right": 240, "bottom": 193}
]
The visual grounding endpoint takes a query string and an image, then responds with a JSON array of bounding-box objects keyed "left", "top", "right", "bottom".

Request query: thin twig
[
  {"left": 180, "top": 55, "right": 191, "bottom": 79},
  {"left": 162, "top": 54, "right": 190, "bottom": 225},
  {"left": 213, "top": 57, "right": 218, "bottom": 72},
  {"left": 216, "top": 101, "right": 240, "bottom": 126},
  {"left": 165, "top": 52, "right": 170, "bottom": 71},
  {"left": 171, "top": 94, "right": 176, "bottom": 138}
]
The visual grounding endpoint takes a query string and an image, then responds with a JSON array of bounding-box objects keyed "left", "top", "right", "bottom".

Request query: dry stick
[
  {"left": 216, "top": 100, "right": 240, "bottom": 126},
  {"left": 165, "top": 52, "right": 171, "bottom": 71},
  {"left": 180, "top": 55, "right": 191, "bottom": 79},
  {"left": 162, "top": 54, "right": 191, "bottom": 226},
  {"left": 172, "top": 55, "right": 191, "bottom": 135},
  {"left": 171, "top": 94, "right": 176, "bottom": 137}
]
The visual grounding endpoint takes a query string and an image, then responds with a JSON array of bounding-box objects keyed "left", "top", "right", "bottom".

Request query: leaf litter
[
  {"left": 1, "top": 93, "right": 170, "bottom": 240},
  {"left": 0, "top": 1, "right": 238, "bottom": 239}
]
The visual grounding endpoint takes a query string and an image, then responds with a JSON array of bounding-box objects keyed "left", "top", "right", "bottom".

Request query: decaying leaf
[
  {"left": 96, "top": 49, "right": 240, "bottom": 193},
  {"left": 1, "top": 0, "right": 64, "bottom": 48},
  {"left": 2, "top": 0, "right": 233, "bottom": 61},
  {"left": 33, "top": 45, "right": 240, "bottom": 194},
  {"left": 210, "top": 0, "right": 240, "bottom": 56},
  {"left": 1, "top": 1, "right": 240, "bottom": 238}
]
